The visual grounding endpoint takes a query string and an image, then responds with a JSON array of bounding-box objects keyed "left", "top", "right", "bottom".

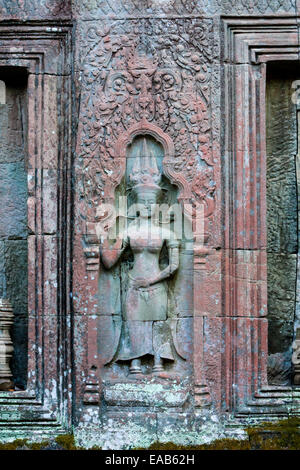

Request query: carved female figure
[{"left": 100, "top": 139, "right": 179, "bottom": 376}]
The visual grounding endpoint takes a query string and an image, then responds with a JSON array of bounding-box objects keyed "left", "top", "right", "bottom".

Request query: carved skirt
[
  {"left": 126, "top": 281, "right": 168, "bottom": 322},
  {"left": 116, "top": 280, "right": 174, "bottom": 362}
]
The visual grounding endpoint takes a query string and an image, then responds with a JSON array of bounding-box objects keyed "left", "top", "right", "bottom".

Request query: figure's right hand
[
  {"left": 100, "top": 238, "right": 125, "bottom": 269},
  {"left": 101, "top": 238, "right": 123, "bottom": 251}
]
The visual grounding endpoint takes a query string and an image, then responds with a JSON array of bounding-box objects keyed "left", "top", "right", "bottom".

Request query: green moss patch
[
  {"left": 136, "top": 439, "right": 251, "bottom": 450},
  {"left": 247, "top": 417, "right": 300, "bottom": 450},
  {"left": 137, "top": 417, "right": 300, "bottom": 450},
  {"left": 1, "top": 419, "right": 300, "bottom": 450}
]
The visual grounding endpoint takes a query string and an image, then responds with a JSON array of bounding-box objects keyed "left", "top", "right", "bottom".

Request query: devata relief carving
[
  {"left": 76, "top": 19, "right": 216, "bottom": 401},
  {"left": 100, "top": 138, "right": 182, "bottom": 377},
  {"left": 2, "top": 0, "right": 300, "bottom": 451}
]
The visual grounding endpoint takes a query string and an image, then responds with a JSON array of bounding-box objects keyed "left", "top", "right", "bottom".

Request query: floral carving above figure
[{"left": 77, "top": 19, "right": 216, "bottom": 227}]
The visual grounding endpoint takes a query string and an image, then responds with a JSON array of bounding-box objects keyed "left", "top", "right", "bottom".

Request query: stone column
[{"left": 0, "top": 298, "right": 14, "bottom": 391}]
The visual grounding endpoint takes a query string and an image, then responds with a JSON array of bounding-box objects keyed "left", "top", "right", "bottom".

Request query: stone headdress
[{"left": 130, "top": 138, "right": 161, "bottom": 195}]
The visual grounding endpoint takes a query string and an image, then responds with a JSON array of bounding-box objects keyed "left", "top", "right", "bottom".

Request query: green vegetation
[
  {"left": 247, "top": 417, "right": 300, "bottom": 450},
  {"left": 0, "top": 439, "right": 28, "bottom": 450},
  {"left": 136, "top": 439, "right": 251, "bottom": 450},
  {"left": 137, "top": 417, "right": 300, "bottom": 450},
  {"left": 55, "top": 434, "right": 77, "bottom": 450},
  {"left": 0, "top": 418, "right": 299, "bottom": 450}
]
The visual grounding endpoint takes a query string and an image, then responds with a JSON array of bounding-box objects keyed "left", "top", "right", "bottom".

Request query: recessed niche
[
  {"left": 266, "top": 61, "right": 299, "bottom": 385},
  {"left": 0, "top": 67, "right": 28, "bottom": 390}
]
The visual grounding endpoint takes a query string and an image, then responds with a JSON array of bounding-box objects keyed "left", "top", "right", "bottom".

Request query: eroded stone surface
[
  {"left": 104, "top": 379, "right": 190, "bottom": 407},
  {"left": 72, "top": 0, "right": 296, "bottom": 17},
  {"left": 0, "top": 0, "right": 71, "bottom": 19},
  {"left": 266, "top": 73, "right": 298, "bottom": 382},
  {"left": 0, "top": 0, "right": 299, "bottom": 451},
  {"left": 0, "top": 77, "right": 28, "bottom": 390}
]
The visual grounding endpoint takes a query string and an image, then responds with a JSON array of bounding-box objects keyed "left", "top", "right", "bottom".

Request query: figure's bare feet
[
  {"left": 129, "top": 367, "right": 143, "bottom": 376},
  {"left": 129, "top": 359, "right": 143, "bottom": 377},
  {"left": 152, "top": 364, "right": 164, "bottom": 373},
  {"left": 153, "top": 357, "right": 164, "bottom": 376},
  {"left": 152, "top": 359, "right": 171, "bottom": 378}
]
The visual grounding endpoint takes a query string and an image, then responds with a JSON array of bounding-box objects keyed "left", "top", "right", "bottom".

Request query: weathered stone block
[
  {"left": 0, "top": 163, "right": 27, "bottom": 240},
  {"left": 0, "top": 0, "right": 299, "bottom": 451},
  {"left": 10, "top": 314, "right": 28, "bottom": 390},
  {"left": 3, "top": 240, "right": 27, "bottom": 315},
  {"left": 104, "top": 379, "right": 189, "bottom": 408}
]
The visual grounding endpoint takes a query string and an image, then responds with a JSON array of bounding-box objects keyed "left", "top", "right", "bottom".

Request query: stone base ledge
[{"left": 103, "top": 378, "right": 190, "bottom": 408}]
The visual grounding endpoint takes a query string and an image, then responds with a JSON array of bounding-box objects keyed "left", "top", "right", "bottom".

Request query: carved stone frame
[
  {"left": 222, "top": 16, "right": 300, "bottom": 420},
  {"left": 81, "top": 118, "right": 212, "bottom": 408},
  {"left": 0, "top": 22, "right": 72, "bottom": 438}
]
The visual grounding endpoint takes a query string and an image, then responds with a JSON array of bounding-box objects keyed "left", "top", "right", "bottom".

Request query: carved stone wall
[
  {"left": 72, "top": 0, "right": 297, "bottom": 17},
  {"left": 0, "top": 0, "right": 71, "bottom": 19},
  {"left": 76, "top": 18, "right": 216, "bottom": 217},
  {"left": 0, "top": 0, "right": 299, "bottom": 450},
  {"left": 0, "top": 19, "right": 72, "bottom": 442},
  {"left": 0, "top": 69, "right": 28, "bottom": 390},
  {"left": 266, "top": 65, "right": 299, "bottom": 385}
]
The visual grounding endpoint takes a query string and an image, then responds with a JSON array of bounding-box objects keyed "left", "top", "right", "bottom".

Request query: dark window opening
[{"left": 0, "top": 67, "right": 28, "bottom": 390}]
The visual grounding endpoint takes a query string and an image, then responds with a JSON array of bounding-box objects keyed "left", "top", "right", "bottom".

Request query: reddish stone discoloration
[
  {"left": 0, "top": 22, "right": 72, "bottom": 438},
  {"left": 0, "top": 0, "right": 299, "bottom": 449},
  {"left": 0, "top": 300, "right": 14, "bottom": 391},
  {"left": 73, "top": 16, "right": 217, "bottom": 414},
  {"left": 0, "top": 1, "right": 72, "bottom": 20}
]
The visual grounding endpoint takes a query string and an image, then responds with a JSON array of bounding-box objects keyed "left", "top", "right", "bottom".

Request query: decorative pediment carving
[{"left": 77, "top": 20, "right": 215, "bottom": 237}]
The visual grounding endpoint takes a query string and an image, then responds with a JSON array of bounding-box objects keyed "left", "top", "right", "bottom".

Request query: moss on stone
[
  {"left": 136, "top": 439, "right": 251, "bottom": 450},
  {"left": 0, "top": 419, "right": 299, "bottom": 450},
  {"left": 29, "top": 441, "right": 50, "bottom": 450},
  {"left": 246, "top": 417, "right": 300, "bottom": 450},
  {"left": 0, "top": 433, "right": 102, "bottom": 451},
  {"left": 0, "top": 434, "right": 79, "bottom": 450},
  {"left": 136, "top": 417, "right": 300, "bottom": 450},
  {"left": 55, "top": 434, "right": 78, "bottom": 450},
  {"left": 0, "top": 439, "right": 28, "bottom": 450},
  {"left": 54, "top": 433, "right": 102, "bottom": 450}
]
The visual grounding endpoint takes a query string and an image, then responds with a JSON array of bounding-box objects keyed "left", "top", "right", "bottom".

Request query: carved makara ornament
[
  {"left": 100, "top": 138, "right": 184, "bottom": 376},
  {"left": 0, "top": 299, "right": 14, "bottom": 391},
  {"left": 292, "top": 328, "right": 300, "bottom": 385}
]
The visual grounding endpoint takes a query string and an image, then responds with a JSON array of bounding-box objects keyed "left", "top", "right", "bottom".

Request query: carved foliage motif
[
  {"left": 0, "top": 0, "right": 71, "bottom": 17},
  {"left": 78, "top": 19, "right": 215, "bottom": 224},
  {"left": 74, "top": 0, "right": 296, "bottom": 16}
]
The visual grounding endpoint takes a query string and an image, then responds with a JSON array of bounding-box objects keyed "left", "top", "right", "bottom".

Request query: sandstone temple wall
[{"left": 0, "top": 0, "right": 299, "bottom": 449}]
